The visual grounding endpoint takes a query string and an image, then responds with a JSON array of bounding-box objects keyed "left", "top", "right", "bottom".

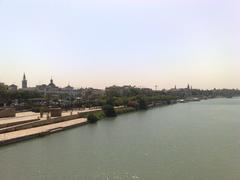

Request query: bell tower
[{"left": 22, "top": 73, "right": 27, "bottom": 89}]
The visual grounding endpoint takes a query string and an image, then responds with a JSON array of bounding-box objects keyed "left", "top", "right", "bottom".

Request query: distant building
[
  {"left": 48, "top": 78, "right": 57, "bottom": 89},
  {"left": 8, "top": 84, "right": 18, "bottom": 91},
  {"left": 185, "top": 84, "right": 192, "bottom": 97},
  {"left": 36, "top": 84, "right": 47, "bottom": 91},
  {"left": 35, "top": 78, "right": 79, "bottom": 96},
  {"left": 63, "top": 85, "right": 74, "bottom": 91},
  {"left": 79, "top": 88, "right": 104, "bottom": 99},
  {"left": 105, "top": 85, "right": 128, "bottom": 96},
  {"left": 0, "top": 82, "right": 8, "bottom": 90},
  {"left": 62, "top": 85, "right": 75, "bottom": 95},
  {"left": 47, "top": 78, "right": 60, "bottom": 93},
  {"left": 36, "top": 78, "right": 60, "bottom": 94},
  {"left": 105, "top": 85, "right": 153, "bottom": 97},
  {"left": 22, "top": 73, "right": 27, "bottom": 89},
  {"left": 18, "top": 74, "right": 84, "bottom": 97}
]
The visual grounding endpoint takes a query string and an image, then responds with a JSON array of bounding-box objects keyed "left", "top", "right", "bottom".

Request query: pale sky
[{"left": 0, "top": 0, "right": 239, "bottom": 89}]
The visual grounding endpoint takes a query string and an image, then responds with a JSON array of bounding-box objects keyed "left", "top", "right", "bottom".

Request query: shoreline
[{"left": 0, "top": 97, "right": 237, "bottom": 147}]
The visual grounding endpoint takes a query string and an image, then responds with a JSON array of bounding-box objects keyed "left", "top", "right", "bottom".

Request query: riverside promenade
[
  {"left": 0, "top": 108, "right": 101, "bottom": 146},
  {"left": 0, "top": 118, "right": 87, "bottom": 145},
  {"left": 0, "top": 112, "right": 41, "bottom": 128}
]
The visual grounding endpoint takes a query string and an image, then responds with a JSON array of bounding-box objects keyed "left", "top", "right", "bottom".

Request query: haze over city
[
  {"left": 0, "top": 0, "right": 239, "bottom": 89},
  {"left": 2, "top": 1, "right": 240, "bottom": 179}
]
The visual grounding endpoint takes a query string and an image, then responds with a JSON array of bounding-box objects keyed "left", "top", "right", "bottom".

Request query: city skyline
[
  {"left": 0, "top": 0, "right": 239, "bottom": 89},
  {"left": 0, "top": 73, "right": 238, "bottom": 90}
]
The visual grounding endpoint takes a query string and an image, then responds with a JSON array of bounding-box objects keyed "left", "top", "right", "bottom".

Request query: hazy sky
[{"left": 0, "top": 0, "right": 239, "bottom": 89}]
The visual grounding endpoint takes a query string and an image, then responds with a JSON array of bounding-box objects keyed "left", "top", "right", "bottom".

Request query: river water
[{"left": 1, "top": 98, "right": 240, "bottom": 180}]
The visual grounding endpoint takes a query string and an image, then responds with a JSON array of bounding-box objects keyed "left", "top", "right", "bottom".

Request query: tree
[
  {"left": 87, "top": 113, "right": 98, "bottom": 123},
  {"left": 0, "top": 85, "right": 7, "bottom": 105},
  {"left": 102, "top": 104, "right": 116, "bottom": 117},
  {"left": 106, "top": 97, "right": 114, "bottom": 106},
  {"left": 137, "top": 98, "right": 147, "bottom": 110}
]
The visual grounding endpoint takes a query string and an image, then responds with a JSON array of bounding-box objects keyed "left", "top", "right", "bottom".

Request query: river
[{"left": 1, "top": 98, "right": 240, "bottom": 180}]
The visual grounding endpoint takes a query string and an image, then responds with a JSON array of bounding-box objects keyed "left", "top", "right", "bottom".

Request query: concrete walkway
[
  {"left": 0, "top": 108, "right": 100, "bottom": 127},
  {"left": 0, "top": 118, "right": 87, "bottom": 143},
  {"left": 0, "top": 108, "right": 102, "bottom": 145}
]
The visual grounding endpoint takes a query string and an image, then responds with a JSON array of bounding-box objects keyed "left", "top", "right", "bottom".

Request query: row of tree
[
  {"left": 1, "top": 83, "right": 240, "bottom": 109},
  {"left": 0, "top": 84, "right": 43, "bottom": 106}
]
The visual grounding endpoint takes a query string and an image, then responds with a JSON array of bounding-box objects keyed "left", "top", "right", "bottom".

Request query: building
[
  {"left": 47, "top": 78, "right": 60, "bottom": 93},
  {"left": 8, "top": 84, "right": 18, "bottom": 91},
  {"left": 77, "top": 88, "right": 104, "bottom": 101},
  {"left": 0, "top": 82, "right": 5, "bottom": 87},
  {"left": 62, "top": 85, "right": 76, "bottom": 95},
  {"left": 63, "top": 85, "right": 74, "bottom": 91},
  {"left": 105, "top": 85, "right": 153, "bottom": 97},
  {"left": 36, "top": 78, "right": 60, "bottom": 94},
  {"left": 22, "top": 73, "right": 27, "bottom": 89},
  {"left": 19, "top": 74, "right": 82, "bottom": 97},
  {"left": 35, "top": 78, "right": 80, "bottom": 96},
  {"left": 105, "top": 85, "right": 132, "bottom": 96}
]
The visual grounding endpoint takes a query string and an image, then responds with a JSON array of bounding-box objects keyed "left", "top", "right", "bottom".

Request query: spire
[{"left": 22, "top": 73, "right": 27, "bottom": 89}]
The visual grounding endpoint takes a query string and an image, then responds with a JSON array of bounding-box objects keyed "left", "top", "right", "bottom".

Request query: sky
[{"left": 0, "top": 0, "right": 239, "bottom": 89}]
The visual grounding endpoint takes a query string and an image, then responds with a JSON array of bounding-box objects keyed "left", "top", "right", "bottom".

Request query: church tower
[{"left": 22, "top": 73, "right": 27, "bottom": 89}]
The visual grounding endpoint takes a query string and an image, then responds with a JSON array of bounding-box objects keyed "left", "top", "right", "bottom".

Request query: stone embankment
[
  {"left": 0, "top": 118, "right": 87, "bottom": 146},
  {"left": 0, "top": 109, "right": 101, "bottom": 146},
  {"left": 0, "top": 103, "right": 185, "bottom": 146},
  {"left": 0, "top": 108, "right": 16, "bottom": 118}
]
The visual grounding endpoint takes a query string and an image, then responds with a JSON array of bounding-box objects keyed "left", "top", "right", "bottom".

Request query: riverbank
[
  {"left": 0, "top": 98, "right": 208, "bottom": 146},
  {"left": 0, "top": 109, "right": 100, "bottom": 146},
  {"left": 0, "top": 118, "right": 87, "bottom": 146}
]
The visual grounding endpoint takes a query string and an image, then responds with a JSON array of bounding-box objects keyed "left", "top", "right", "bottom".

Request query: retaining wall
[
  {"left": 0, "top": 108, "right": 16, "bottom": 118},
  {"left": 0, "top": 121, "right": 88, "bottom": 146},
  {"left": 0, "top": 113, "right": 83, "bottom": 134}
]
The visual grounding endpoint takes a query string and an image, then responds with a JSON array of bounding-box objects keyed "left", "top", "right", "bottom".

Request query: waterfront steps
[
  {"left": 0, "top": 118, "right": 87, "bottom": 146},
  {"left": 0, "top": 108, "right": 101, "bottom": 146}
]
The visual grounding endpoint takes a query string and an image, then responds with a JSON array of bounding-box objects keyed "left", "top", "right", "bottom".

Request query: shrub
[{"left": 115, "top": 107, "right": 136, "bottom": 114}]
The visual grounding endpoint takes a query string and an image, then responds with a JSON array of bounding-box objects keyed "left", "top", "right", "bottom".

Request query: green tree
[
  {"left": 87, "top": 113, "right": 98, "bottom": 123},
  {"left": 106, "top": 97, "right": 115, "bottom": 106},
  {"left": 137, "top": 97, "right": 147, "bottom": 110},
  {"left": 0, "top": 84, "right": 9, "bottom": 105},
  {"left": 102, "top": 104, "right": 116, "bottom": 117}
]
